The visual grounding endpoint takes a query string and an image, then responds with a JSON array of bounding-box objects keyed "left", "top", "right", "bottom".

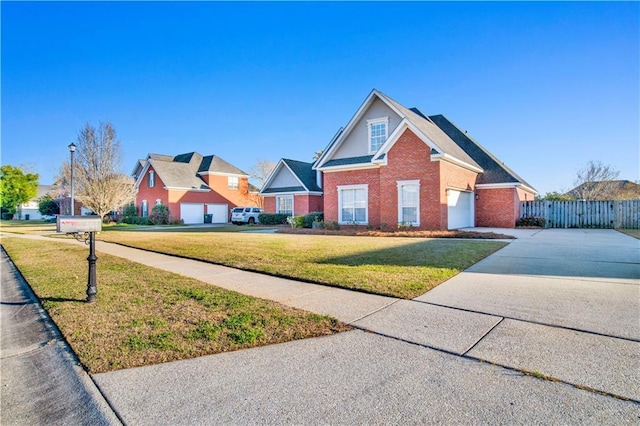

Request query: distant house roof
[
  {"left": 260, "top": 158, "right": 322, "bottom": 195},
  {"left": 567, "top": 180, "right": 640, "bottom": 200},
  {"left": 134, "top": 152, "right": 248, "bottom": 191}
]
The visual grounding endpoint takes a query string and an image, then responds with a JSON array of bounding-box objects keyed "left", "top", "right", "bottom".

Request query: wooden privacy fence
[{"left": 520, "top": 200, "right": 640, "bottom": 229}]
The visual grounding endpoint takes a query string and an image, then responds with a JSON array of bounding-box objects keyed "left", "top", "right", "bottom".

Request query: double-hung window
[
  {"left": 338, "top": 185, "right": 368, "bottom": 224},
  {"left": 148, "top": 171, "right": 155, "bottom": 188},
  {"left": 228, "top": 176, "right": 239, "bottom": 190},
  {"left": 367, "top": 117, "right": 388, "bottom": 154},
  {"left": 276, "top": 195, "right": 293, "bottom": 216},
  {"left": 397, "top": 180, "right": 420, "bottom": 226}
]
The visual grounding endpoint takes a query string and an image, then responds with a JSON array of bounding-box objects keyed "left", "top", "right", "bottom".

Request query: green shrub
[
  {"left": 122, "top": 216, "right": 150, "bottom": 225},
  {"left": 516, "top": 216, "right": 545, "bottom": 227},
  {"left": 258, "top": 213, "right": 290, "bottom": 225},
  {"left": 38, "top": 195, "right": 59, "bottom": 216},
  {"left": 303, "top": 212, "right": 324, "bottom": 228},
  {"left": 287, "top": 216, "right": 305, "bottom": 228},
  {"left": 123, "top": 203, "right": 137, "bottom": 218},
  {"left": 325, "top": 221, "right": 340, "bottom": 231},
  {"left": 149, "top": 204, "right": 170, "bottom": 225}
]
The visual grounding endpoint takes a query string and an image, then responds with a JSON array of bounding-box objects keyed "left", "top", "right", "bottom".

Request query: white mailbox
[{"left": 57, "top": 215, "right": 102, "bottom": 233}]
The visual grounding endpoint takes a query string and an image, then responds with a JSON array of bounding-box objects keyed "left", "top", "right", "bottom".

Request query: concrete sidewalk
[{"left": 1, "top": 229, "right": 639, "bottom": 424}]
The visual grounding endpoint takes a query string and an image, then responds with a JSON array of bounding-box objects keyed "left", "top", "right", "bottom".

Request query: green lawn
[
  {"left": 98, "top": 231, "right": 507, "bottom": 299},
  {"left": 1, "top": 236, "right": 349, "bottom": 373}
]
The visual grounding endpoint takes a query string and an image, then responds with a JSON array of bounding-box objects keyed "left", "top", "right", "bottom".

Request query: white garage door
[
  {"left": 180, "top": 203, "right": 204, "bottom": 224},
  {"left": 447, "top": 190, "right": 474, "bottom": 229},
  {"left": 207, "top": 203, "right": 229, "bottom": 224}
]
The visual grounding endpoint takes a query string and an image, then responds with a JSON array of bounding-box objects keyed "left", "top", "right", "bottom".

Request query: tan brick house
[{"left": 263, "top": 89, "right": 536, "bottom": 229}]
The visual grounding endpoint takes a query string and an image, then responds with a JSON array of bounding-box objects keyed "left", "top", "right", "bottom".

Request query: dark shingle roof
[
  {"left": 143, "top": 152, "right": 247, "bottom": 191},
  {"left": 323, "top": 155, "right": 375, "bottom": 168},
  {"left": 199, "top": 155, "right": 249, "bottom": 176},
  {"left": 429, "top": 114, "right": 535, "bottom": 189},
  {"left": 282, "top": 159, "right": 322, "bottom": 192},
  {"left": 261, "top": 186, "right": 306, "bottom": 194}
]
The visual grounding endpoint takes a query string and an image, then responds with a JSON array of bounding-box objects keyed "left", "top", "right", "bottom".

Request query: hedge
[{"left": 258, "top": 213, "right": 290, "bottom": 225}]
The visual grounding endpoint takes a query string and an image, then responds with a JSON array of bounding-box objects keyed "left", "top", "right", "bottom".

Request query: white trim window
[
  {"left": 397, "top": 180, "right": 420, "bottom": 226},
  {"left": 141, "top": 200, "right": 149, "bottom": 217},
  {"left": 367, "top": 117, "right": 389, "bottom": 154},
  {"left": 338, "top": 184, "right": 368, "bottom": 224},
  {"left": 276, "top": 195, "right": 293, "bottom": 216},
  {"left": 228, "top": 176, "right": 239, "bottom": 190},
  {"left": 148, "top": 171, "right": 155, "bottom": 188}
]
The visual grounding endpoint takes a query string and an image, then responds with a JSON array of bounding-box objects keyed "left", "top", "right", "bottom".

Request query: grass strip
[
  {"left": 1, "top": 237, "right": 349, "bottom": 373},
  {"left": 97, "top": 231, "right": 507, "bottom": 299}
]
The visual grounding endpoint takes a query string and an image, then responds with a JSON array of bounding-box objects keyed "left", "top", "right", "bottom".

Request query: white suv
[{"left": 231, "top": 207, "right": 263, "bottom": 225}]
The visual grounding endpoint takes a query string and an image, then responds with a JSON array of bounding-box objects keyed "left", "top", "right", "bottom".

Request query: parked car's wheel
[{"left": 248, "top": 217, "right": 255, "bottom": 224}]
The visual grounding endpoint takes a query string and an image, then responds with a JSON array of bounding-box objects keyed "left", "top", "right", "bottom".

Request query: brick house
[
  {"left": 260, "top": 158, "right": 323, "bottom": 216},
  {"left": 132, "top": 152, "right": 260, "bottom": 224},
  {"left": 263, "top": 89, "right": 536, "bottom": 229}
]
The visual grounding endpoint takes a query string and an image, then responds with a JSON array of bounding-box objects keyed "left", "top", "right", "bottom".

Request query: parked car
[{"left": 231, "top": 207, "right": 263, "bottom": 225}]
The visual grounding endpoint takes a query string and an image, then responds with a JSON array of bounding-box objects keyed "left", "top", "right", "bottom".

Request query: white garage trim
[
  {"left": 447, "top": 190, "right": 474, "bottom": 230},
  {"left": 180, "top": 203, "right": 205, "bottom": 224},
  {"left": 206, "top": 203, "right": 229, "bottom": 224}
]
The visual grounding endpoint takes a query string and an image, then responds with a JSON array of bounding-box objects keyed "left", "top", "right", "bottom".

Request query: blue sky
[{"left": 2, "top": 1, "right": 638, "bottom": 195}]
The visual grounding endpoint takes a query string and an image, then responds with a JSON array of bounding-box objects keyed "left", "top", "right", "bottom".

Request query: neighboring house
[
  {"left": 566, "top": 180, "right": 640, "bottom": 200},
  {"left": 17, "top": 185, "right": 52, "bottom": 220},
  {"left": 132, "top": 152, "right": 260, "bottom": 224},
  {"left": 260, "top": 158, "right": 323, "bottom": 216},
  {"left": 264, "top": 89, "right": 537, "bottom": 229}
]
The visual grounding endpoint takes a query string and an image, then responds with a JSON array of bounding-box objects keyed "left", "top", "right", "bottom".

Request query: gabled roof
[
  {"left": 429, "top": 115, "right": 535, "bottom": 191},
  {"left": 260, "top": 158, "right": 322, "bottom": 195},
  {"left": 313, "top": 89, "right": 535, "bottom": 192},
  {"left": 314, "top": 89, "right": 481, "bottom": 172},
  {"left": 134, "top": 152, "right": 248, "bottom": 191},
  {"left": 199, "top": 155, "right": 249, "bottom": 176}
]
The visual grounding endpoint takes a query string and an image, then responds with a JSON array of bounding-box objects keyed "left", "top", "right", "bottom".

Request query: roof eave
[
  {"left": 431, "top": 153, "right": 484, "bottom": 174},
  {"left": 475, "top": 182, "right": 538, "bottom": 194}
]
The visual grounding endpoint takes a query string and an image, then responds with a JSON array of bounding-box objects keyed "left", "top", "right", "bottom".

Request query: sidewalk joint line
[
  {"left": 414, "top": 299, "right": 640, "bottom": 343},
  {"left": 460, "top": 317, "right": 505, "bottom": 357},
  {"left": 352, "top": 327, "right": 640, "bottom": 405},
  {"left": 347, "top": 299, "right": 402, "bottom": 325}
]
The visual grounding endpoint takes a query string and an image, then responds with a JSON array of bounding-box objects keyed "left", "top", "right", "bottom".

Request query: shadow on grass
[
  {"left": 319, "top": 239, "right": 494, "bottom": 269},
  {"left": 40, "top": 297, "right": 86, "bottom": 304}
]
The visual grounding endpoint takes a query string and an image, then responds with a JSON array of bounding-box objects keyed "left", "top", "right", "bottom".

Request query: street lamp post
[{"left": 68, "top": 143, "right": 76, "bottom": 215}]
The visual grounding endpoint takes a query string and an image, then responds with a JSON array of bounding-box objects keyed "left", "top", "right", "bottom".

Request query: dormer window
[
  {"left": 368, "top": 117, "right": 388, "bottom": 153},
  {"left": 148, "top": 171, "right": 155, "bottom": 188}
]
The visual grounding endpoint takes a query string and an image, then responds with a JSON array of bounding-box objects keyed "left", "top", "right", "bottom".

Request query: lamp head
[{"left": 68, "top": 142, "right": 76, "bottom": 153}]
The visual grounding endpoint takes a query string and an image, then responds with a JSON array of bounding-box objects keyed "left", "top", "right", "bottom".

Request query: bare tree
[
  {"left": 571, "top": 160, "right": 621, "bottom": 200},
  {"left": 249, "top": 159, "right": 276, "bottom": 190},
  {"left": 62, "top": 122, "right": 136, "bottom": 218}
]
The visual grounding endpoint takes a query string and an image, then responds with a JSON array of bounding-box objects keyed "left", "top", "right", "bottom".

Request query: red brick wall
[
  {"left": 475, "top": 186, "right": 537, "bottom": 228},
  {"left": 262, "top": 194, "right": 323, "bottom": 215},
  {"left": 322, "top": 128, "right": 483, "bottom": 230},
  {"left": 263, "top": 197, "right": 276, "bottom": 213},
  {"left": 381, "top": 129, "right": 442, "bottom": 229},
  {"left": 135, "top": 166, "right": 168, "bottom": 216},
  {"left": 324, "top": 168, "right": 380, "bottom": 226}
]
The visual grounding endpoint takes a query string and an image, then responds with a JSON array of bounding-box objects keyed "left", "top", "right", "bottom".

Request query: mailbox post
[{"left": 57, "top": 216, "right": 102, "bottom": 303}]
